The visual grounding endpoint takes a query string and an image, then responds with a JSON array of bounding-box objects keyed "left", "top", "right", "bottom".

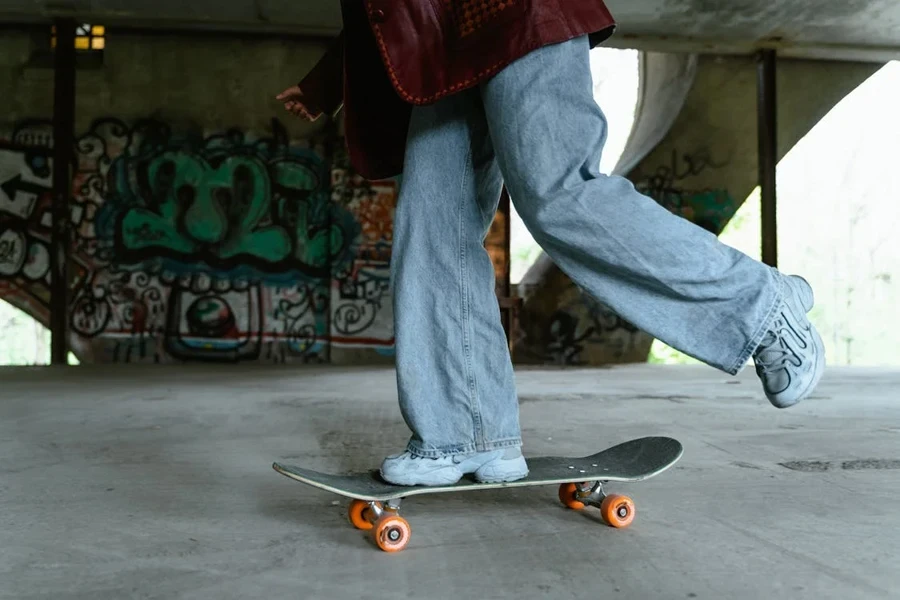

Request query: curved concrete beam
[{"left": 614, "top": 52, "right": 699, "bottom": 178}]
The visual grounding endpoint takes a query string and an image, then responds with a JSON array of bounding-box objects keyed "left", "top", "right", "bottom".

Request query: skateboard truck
[
  {"left": 558, "top": 480, "right": 636, "bottom": 528},
  {"left": 348, "top": 499, "right": 412, "bottom": 553}
]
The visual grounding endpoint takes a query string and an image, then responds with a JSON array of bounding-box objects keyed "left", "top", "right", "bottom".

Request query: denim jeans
[{"left": 391, "top": 35, "right": 784, "bottom": 458}]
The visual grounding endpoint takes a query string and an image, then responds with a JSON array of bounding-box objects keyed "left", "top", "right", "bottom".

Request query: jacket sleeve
[{"left": 299, "top": 31, "right": 346, "bottom": 118}]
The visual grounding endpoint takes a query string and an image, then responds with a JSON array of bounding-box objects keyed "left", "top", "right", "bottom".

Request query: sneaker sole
[
  {"left": 379, "top": 467, "right": 463, "bottom": 487},
  {"left": 776, "top": 326, "right": 826, "bottom": 409},
  {"left": 475, "top": 470, "right": 530, "bottom": 484},
  {"left": 474, "top": 456, "right": 530, "bottom": 483}
]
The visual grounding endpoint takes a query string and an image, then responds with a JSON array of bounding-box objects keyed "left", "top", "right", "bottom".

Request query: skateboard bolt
[
  {"left": 388, "top": 528, "right": 401, "bottom": 542},
  {"left": 618, "top": 506, "right": 629, "bottom": 518}
]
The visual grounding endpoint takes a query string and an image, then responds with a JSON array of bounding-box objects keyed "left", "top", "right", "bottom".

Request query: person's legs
[
  {"left": 381, "top": 87, "right": 528, "bottom": 485},
  {"left": 479, "top": 36, "right": 824, "bottom": 406}
]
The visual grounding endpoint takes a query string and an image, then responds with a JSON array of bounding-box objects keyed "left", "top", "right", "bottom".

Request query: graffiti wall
[
  {"left": 630, "top": 147, "right": 736, "bottom": 234},
  {"left": 0, "top": 117, "right": 397, "bottom": 363},
  {"left": 515, "top": 260, "right": 650, "bottom": 366}
]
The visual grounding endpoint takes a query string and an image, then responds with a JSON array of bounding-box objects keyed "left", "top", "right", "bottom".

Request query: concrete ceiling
[{"left": 1, "top": 0, "right": 899, "bottom": 61}]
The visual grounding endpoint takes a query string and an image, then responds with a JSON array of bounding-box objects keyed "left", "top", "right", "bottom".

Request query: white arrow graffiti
[
  {"left": 0, "top": 149, "right": 53, "bottom": 221},
  {"left": 0, "top": 174, "right": 51, "bottom": 220}
]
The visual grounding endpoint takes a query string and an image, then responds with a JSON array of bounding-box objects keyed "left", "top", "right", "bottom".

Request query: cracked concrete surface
[{"left": 2, "top": 364, "right": 898, "bottom": 599}]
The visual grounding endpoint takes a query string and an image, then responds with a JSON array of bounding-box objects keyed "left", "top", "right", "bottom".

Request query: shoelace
[
  {"left": 403, "top": 453, "right": 468, "bottom": 464},
  {"left": 407, "top": 454, "right": 439, "bottom": 461},
  {"left": 755, "top": 330, "right": 801, "bottom": 375}
]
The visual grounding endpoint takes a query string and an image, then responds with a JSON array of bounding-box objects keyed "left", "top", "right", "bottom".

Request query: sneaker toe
[{"left": 379, "top": 453, "right": 461, "bottom": 486}]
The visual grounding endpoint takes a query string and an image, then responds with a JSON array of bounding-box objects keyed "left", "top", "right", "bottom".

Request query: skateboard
[{"left": 272, "top": 436, "right": 683, "bottom": 553}]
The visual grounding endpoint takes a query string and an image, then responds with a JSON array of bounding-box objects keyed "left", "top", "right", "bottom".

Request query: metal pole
[
  {"left": 757, "top": 49, "right": 778, "bottom": 267},
  {"left": 51, "top": 18, "right": 77, "bottom": 364},
  {"left": 323, "top": 116, "right": 337, "bottom": 364}
]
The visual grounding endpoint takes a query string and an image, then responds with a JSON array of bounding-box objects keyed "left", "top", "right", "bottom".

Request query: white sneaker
[
  {"left": 380, "top": 447, "right": 529, "bottom": 486},
  {"left": 753, "top": 275, "right": 826, "bottom": 408}
]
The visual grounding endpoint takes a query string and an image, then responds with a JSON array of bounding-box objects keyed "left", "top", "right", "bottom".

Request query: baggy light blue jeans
[{"left": 391, "top": 36, "right": 784, "bottom": 458}]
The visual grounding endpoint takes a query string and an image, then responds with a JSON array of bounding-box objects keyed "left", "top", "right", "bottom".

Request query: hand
[{"left": 276, "top": 85, "right": 322, "bottom": 122}]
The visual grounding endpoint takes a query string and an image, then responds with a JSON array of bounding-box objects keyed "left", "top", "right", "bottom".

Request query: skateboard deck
[
  {"left": 273, "top": 436, "right": 682, "bottom": 501},
  {"left": 273, "top": 436, "right": 683, "bottom": 552}
]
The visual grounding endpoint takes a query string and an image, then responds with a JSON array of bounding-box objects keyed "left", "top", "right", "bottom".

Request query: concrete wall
[
  {"left": 0, "top": 28, "right": 402, "bottom": 364},
  {"left": 514, "top": 54, "right": 881, "bottom": 366}
]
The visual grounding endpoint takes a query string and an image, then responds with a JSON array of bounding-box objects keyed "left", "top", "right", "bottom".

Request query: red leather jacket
[{"left": 301, "top": 1, "right": 616, "bottom": 180}]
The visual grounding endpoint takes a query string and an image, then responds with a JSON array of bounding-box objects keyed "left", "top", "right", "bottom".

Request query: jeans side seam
[{"left": 457, "top": 144, "right": 484, "bottom": 448}]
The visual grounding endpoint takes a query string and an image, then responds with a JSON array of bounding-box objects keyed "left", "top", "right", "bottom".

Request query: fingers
[
  {"left": 282, "top": 100, "right": 320, "bottom": 122},
  {"left": 277, "top": 86, "right": 321, "bottom": 121},
  {"left": 284, "top": 101, "right": 306, "bottom": 116},
  {"left": 275, "top": 85, "right": 302, "bottom": 101}
]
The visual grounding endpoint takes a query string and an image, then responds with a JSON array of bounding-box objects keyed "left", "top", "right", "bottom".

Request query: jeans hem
[
  {"left": 406, "top": 437, "right": 523, "bottom": 459},
  {"left": 726, "top": 271, "right": 785, "bottom": 376}
]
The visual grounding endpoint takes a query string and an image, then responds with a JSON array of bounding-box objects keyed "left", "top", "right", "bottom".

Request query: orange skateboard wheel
[
  {"left": 374, "top": 515, "right": 411, "bottom": 553},
  {"left": 558, "top": 483, "right": 586, "bottom": 510},
  {"left": 600, "top": 494, "right": 636, "bottom": 528},
  {"left": 348, "top": 500, "right": 380, "bottom": 530}
]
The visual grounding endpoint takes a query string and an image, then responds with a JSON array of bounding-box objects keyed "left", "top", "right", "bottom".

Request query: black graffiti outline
[
  {"left": 634, "top": 147, "right": 730, "bottom": 201},
  {"left": 3, "top": 116, "right": 394, "bottom": 364}
]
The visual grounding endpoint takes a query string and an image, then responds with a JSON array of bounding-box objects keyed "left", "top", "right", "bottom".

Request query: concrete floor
[{"left": 2, "top": 364, "right": 899, "bottom": 599}]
